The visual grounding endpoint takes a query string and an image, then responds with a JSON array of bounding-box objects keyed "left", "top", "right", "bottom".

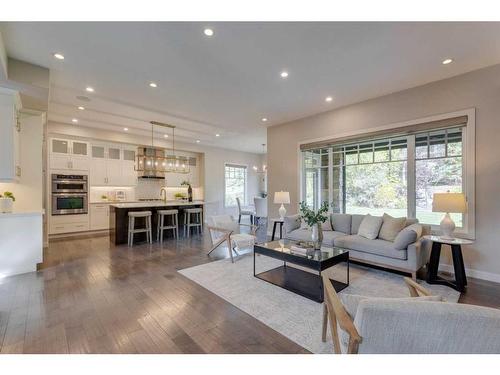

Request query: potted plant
[
  {"left": 181, "top": 180, "right": 193, "bottom": 202},
  {"left": 174, "top": 192, "right": 186, "bottom": 201},
  {"left": 299, "top": 201, "right": 329, "bottom": 248},
  {"left": 0, "top": 191, "right": 16, "bottom": 213}
]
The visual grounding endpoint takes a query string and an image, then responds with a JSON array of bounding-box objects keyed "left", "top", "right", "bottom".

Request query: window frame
[
  {"left": 298, "top": 108, "right": 475, "bottom": 239},
  {"left": 223, "top": 163, "right": 248, "bottom": 208}
]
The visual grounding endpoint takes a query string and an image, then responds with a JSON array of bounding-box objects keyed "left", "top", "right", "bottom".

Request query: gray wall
[{"left": 268, "top": 63, "right": 500, "bottom": 280}]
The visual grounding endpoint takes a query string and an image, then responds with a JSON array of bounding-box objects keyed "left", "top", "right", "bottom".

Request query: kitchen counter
[
  {"left": 110, "top": 200, "right": 205, "bottom": 209},
  {"left": 109, "top": 201, "right": 204, "bottom": 245}
]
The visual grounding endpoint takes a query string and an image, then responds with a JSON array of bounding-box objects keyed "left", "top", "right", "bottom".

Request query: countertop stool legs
[
  {"left": 157, "top": 209, "right": 179, "bottom": 243},
  {"left": 127, "top": 211, "right": 152, "bottom": 246},
  {"left": 183, "top": 208, "right": 203, "bottom": 237}
]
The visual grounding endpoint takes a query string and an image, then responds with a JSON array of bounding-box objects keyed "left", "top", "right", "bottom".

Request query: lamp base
[
  {"left": 278, "top": 204, "right": 287, "bottom": 221},
  {"left": 440, "top": 212, "right": 456, "bottom": 239}
]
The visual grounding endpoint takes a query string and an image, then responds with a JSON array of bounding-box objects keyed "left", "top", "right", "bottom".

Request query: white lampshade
[
  {"left": 274, "top": 191, "right": 290, "bottom": 205},
  {"left": 432, "top": 193, "right": 467, "bottom": 213}
]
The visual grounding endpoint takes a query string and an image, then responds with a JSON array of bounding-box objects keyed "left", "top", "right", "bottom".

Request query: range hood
[{"left": 135, "top": 146, "right": 166, "bottom": 179}]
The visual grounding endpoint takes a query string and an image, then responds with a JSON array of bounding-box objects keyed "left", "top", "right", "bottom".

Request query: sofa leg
[{"left": 411, "top": 272, "right": 417, "bottom": 281}]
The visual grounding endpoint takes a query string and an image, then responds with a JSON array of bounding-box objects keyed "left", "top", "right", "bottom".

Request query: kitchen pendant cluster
[{"left": 135, "top": 121, "right": 190, "bottom": 176}]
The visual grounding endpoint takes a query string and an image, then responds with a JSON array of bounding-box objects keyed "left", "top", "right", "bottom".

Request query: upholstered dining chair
[
  {"left": 321, "top": 275, "right": 500, "bottom": 354},
  {"left": 253, "top": 197, "right": 267, "bottom": 226},
  {"left": 207, "top": 215, "right": 257, "bottom": 263},
  {"left": 236, "top": 197, "right": 255, "bottom": 224}
]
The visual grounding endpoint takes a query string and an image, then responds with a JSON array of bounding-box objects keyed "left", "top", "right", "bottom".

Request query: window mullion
[{"left": 407, "top": 135, "right": 416, "bottom": 218}]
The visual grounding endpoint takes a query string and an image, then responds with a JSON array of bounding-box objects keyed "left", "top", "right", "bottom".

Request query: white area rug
[{"left": 179, "top": 254, "right": 460, "bottom": 353}]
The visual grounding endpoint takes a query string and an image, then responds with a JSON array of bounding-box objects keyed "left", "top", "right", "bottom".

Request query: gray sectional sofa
[{"left": 284, "top": 213, "right": 431, "bottom": 279}]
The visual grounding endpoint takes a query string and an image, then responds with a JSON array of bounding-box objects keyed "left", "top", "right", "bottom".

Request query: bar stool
[
  {"left": 183, "top": 208, "right": 203, "bottom": 237},
  {"left": 128, "top": 211, "right": 152, "bottom": 246},
  {"left": 157, "top": 209, "right": 179, "bottom": 243}
]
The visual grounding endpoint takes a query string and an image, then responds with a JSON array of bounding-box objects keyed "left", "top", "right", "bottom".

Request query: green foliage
[
  {"left": 174, "top": 192, "right": 186, "bottom": 199},
  {"left": 299, "top": 201, "right": 329, "bottom": 226},
  {"left": 0, "top": 191, "right": 15, "bottom": 202},
  {"left": 180, "top": 180, "right": 191, "bottom": 186}
]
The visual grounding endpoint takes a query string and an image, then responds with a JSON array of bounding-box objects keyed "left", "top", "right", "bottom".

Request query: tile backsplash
[{"left": 135, "top": 179, "right": 165, "bottom": 199}]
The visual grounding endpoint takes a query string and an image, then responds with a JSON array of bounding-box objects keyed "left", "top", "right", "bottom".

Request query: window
[
  {"left": 301, "top": 115, "right": 474, "bottom": 237},
  {"left": 224, "top": 164, "right": 247, "bottom": 207}
]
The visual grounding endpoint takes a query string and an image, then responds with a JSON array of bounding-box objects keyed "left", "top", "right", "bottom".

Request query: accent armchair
[
  {"left": 207, "top": 215, "right": 257, "bottom": 263},
  {"left": 322, "top": 275, "right": 500, "bottom": 354}
]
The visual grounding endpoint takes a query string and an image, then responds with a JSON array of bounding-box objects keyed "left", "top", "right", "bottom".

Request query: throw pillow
[
  {"left": 393, "top": 227, "right": 418, "bottom": 250},
  {"left": 357, "top": 214, "right": 384, "bottom": 239},
  {"left": 350, "top": 214, "right": 365, "bottom": 234},
  {"left": 331, "top": 213, "right": 351, "bottom": 234},
  {"left": 379, "top": 213, "right": 407, "bottom": 241},
  {"left": 406, "top": 223, "right": 423, "bottom": 238},
  {"left": 283, "top": 214, "right": 301, "bottom": 234}
]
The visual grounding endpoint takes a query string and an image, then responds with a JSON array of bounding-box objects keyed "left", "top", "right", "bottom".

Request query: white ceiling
[{"left": 1, "top": 22, "right": 500, "bottom": 153}]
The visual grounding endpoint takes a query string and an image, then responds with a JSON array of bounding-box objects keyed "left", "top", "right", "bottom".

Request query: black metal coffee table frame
[{"left": 253, "top": 241, "right": 349, "bottom": 303}]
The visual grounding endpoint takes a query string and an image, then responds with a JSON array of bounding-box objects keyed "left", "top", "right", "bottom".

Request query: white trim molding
[{"left": 439, "top": 263, "right": 500, "bottom": 284}]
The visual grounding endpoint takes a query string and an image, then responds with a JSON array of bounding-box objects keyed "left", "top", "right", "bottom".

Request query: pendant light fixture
[
  {"left": 135, "top": 121, "right": 190, "bottom": 175},
  {"left": 253, "top": 143, "right": 267, "bottom": 174}
]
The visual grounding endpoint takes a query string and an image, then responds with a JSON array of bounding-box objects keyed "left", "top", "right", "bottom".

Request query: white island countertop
[{"left": 110, "top": 200, "right": 204, "bottom": 209}]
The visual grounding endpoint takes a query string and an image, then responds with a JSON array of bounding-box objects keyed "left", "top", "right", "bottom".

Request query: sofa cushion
[
  {"left": 286, "top": 228, "right": 345, "bottom": 246},
  {"left": 334, "top": 235, "right": 408, "bottom": 260},
  {"left": 379, "top": 213, "right": 407, "bottom": 241},
  {"left": 405, "top": 218, "right": 419, "bottom": 227},
  {"left": 350, "top": 214, "right": 366, "bottom": 234},
  {"left": 284, "top": 214, "right": 301, "bottom": 234},
  {"left": 358, "top": 214, "right": 384, "bottom": 240},
  {"left": 393, "top": 228, "right": 418, "bottom": 250},
  {"left": 331, "top": 213, "right": 351, "bottom": 234},
  {"left": 322, "top": 217, "right": 333, "bottom": 231}
]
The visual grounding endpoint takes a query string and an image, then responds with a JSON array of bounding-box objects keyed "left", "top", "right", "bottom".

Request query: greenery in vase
[
  {"left": 174, "top": 192, "right": 186, "bottom": 199},
  {"left": 180, "top": 180, "right": 191, "bottom": 187},
  {"left": 299, "top": 201, "right": 329, "bottom": 226},
  {"left": 0, "top": 191, "right": 15, "bottom": 201}
]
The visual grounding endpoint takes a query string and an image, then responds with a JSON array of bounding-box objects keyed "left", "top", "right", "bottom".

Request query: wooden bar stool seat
[
  {"left": 183, "top": 207, "right": 203, "bottom": 237},
  {"left": 128, "top": 211, "right": 152, "bottom": 246},
  {"left": 157, "top": 209, "right": 179, "bottom": 243}
]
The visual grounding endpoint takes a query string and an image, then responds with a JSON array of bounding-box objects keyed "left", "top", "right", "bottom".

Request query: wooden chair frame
[
  {"left": 404, "top": 277, "right": 433, "bottom": 297},
  {"left": 321, "top": 274, "right": 362, "bottom": 354},
  {"left": 321, "top": 276, "right": 434, "bottom": 353},
  {"left": 207, "top": 222, "right": 257, "bottom": 263}
]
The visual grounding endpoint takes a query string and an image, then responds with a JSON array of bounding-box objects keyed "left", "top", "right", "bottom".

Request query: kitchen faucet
[{"left": 160, "top": 187, "right": 167, "bottom": 202}]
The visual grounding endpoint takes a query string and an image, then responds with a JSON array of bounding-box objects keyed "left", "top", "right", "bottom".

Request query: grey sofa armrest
[{"left": 406, "top": 236, "right": 432, "bottom": 272}]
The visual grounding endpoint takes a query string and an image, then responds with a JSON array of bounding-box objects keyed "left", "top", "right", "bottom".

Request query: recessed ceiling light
[
  {"left": 204, "top": 28, "right": 214, "bottom": 37},
  {"left": 86, "top": 87, "right": 94, "bottom": 92},
  {"left": 164, "top": 134, "right": 168, "bottom": 138},
  {"left": 78, "top": 106, "right": 85, "bottom": 110},
  {"left": 124, "top": 128, "right": 128, "bottom": 131},
  {"left": 149, "top": 82, "right": 158, "bottom": 88},
  {"left": 442, "top": 58, "right": 453, "bottom": 65},
  {"left": 261, "top": 118, "right": 268, "bottom": 122},
  {"left": 280, "top": 71, "right": 289, "bottom": 78},
  {"left": 196, "top": 140, "right": 200, "bottom": 143},
  {"left": 53, "top": 53, "right": 65, "bottom": 60},
  {"left": 325, "top": 96, "right": 333, "bottom": 102},
  {"left": 71, "top": 118, "right": 78, "bottom": 123},
  {"left": 215, "top": 133, "right": 220, "bottom": 137}
]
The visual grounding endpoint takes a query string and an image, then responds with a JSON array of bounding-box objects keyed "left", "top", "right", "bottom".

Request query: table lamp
[
  {"left": 274, "top": 191, "right": 290, "bottom": 221},
  {"left": 432, "top": 192, "right": 467, "bottom": 239}
]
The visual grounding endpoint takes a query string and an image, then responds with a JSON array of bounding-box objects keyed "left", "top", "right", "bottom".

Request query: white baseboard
[{"left": 439, "top": 263, "right": 500, "bottom": 284}]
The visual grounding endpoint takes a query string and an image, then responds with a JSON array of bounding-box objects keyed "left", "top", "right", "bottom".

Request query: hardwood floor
[{"left": 0, "top": 226, "right": 499, "bottom": 354}]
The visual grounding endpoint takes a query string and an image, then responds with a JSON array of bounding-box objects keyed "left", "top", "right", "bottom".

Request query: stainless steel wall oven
[{"left": 51, "top": 174, "right": 88, "bottom": 215}]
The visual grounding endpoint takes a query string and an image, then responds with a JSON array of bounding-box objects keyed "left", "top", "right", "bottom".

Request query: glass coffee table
[{"left": 253, "top": 239, "right": 349, "bottom": 303}]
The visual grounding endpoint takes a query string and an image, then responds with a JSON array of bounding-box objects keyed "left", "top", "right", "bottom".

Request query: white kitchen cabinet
[
  {"left": 89, "top": 142, "right": 136, "bottom": 186},
  {"left": 0, "top": 89, "right": 22, "bottom": 182},
  {"left": 90, "top": 204, "right": 109, "bottom": 230},
  {"left": 49, "top": 138, "right": 90, "bottom": 171},
  {"left": 49, "top": 214, "right": 89, "bottom": 234}
]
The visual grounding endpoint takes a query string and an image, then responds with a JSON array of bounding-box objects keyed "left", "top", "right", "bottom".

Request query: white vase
[{"left": 0, "top": 198, "right": 14, "bottom": 213}]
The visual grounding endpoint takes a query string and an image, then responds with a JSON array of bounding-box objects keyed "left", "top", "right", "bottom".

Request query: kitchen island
[{"left": 109, "top": 200, "right": 204, "bottom": 245}]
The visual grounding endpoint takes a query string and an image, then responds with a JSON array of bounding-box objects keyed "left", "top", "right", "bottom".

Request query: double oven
[{"left": 51, "top": 174, "right": 88, "bottom": 215}]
